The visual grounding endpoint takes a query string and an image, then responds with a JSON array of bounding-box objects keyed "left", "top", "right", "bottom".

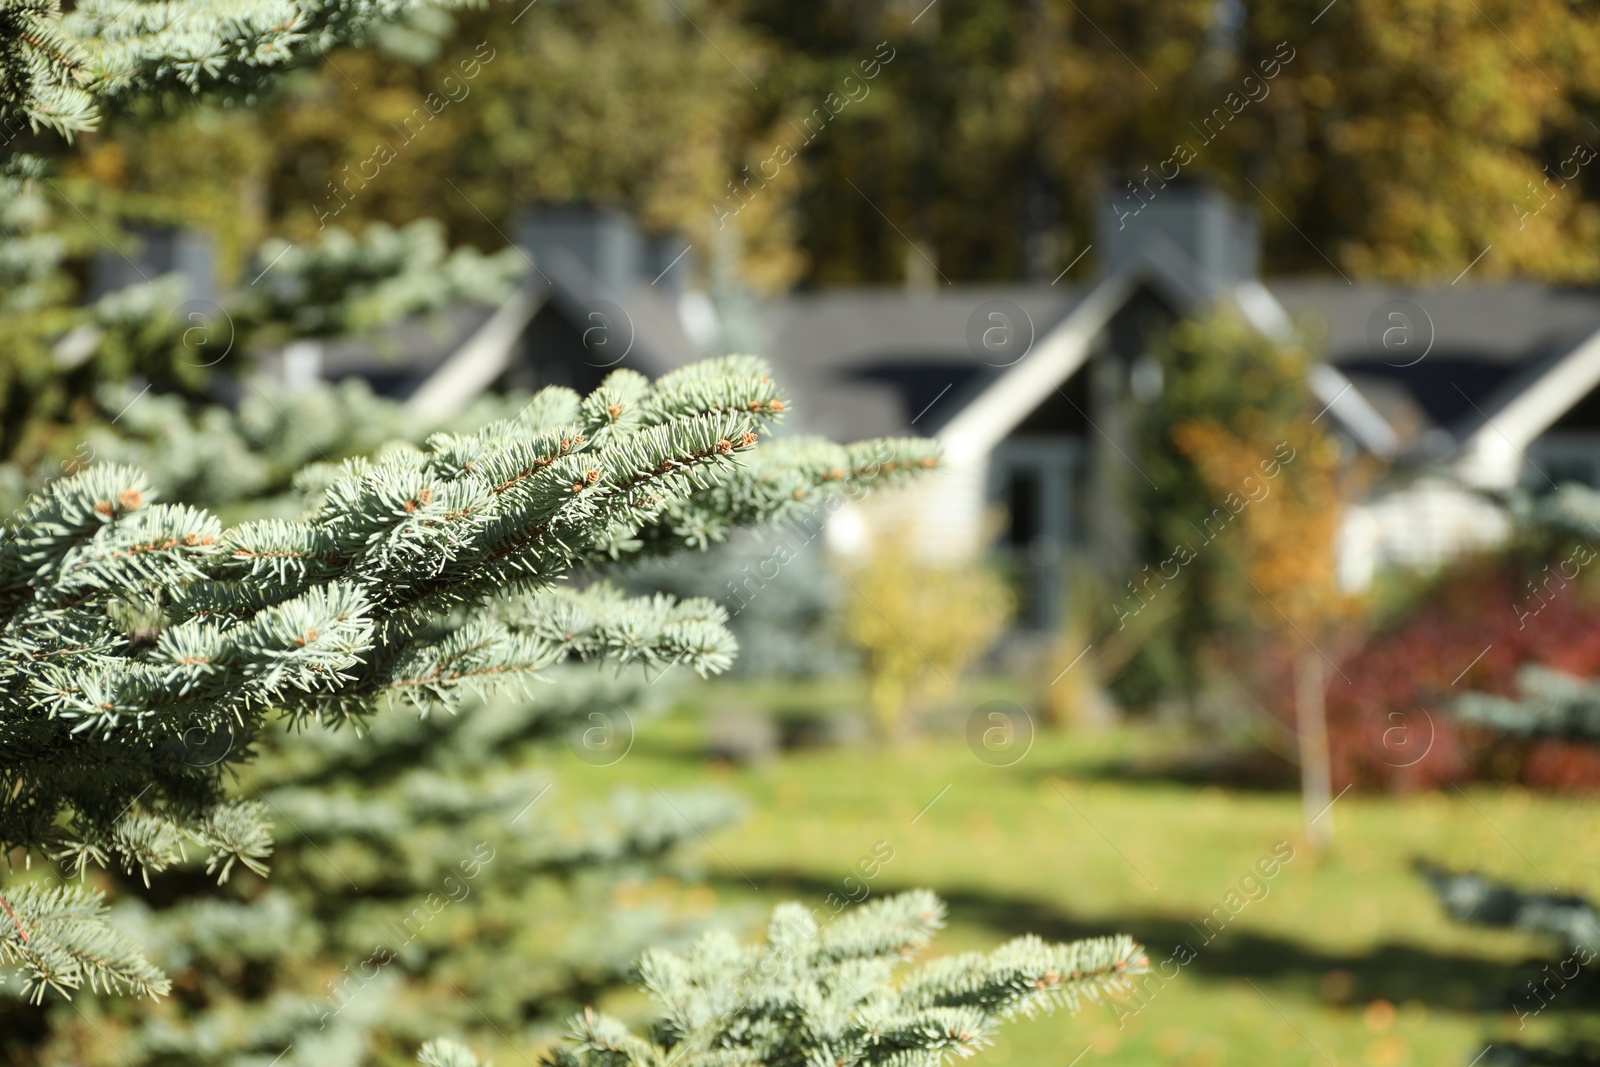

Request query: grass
[{"left": 544, "top": 675, "right": 1600, "bottom": 1067}]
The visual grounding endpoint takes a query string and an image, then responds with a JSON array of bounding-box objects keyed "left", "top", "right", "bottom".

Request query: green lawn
[{"left": 546, "top": 677, "right": 1600, "bottom": 1067}]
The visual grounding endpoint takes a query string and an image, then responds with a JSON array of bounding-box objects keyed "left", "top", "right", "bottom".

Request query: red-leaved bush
[{"left": 1322, "top": 557, "right": 1600, "bottom": 792}]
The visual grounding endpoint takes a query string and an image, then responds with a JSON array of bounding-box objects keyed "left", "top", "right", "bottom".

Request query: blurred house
[{"left": 232, "top": 193, "right": 1600, "bottom": 628}]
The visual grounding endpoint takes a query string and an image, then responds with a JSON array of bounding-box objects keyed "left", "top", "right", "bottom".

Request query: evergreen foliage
[
  {"left": 0, "top": 880, "right": 168, "bottom": 1001},
  {"left": 0, "top": 355, "right": 940, "bottom": 1005},
  {"left": 6, "top": 384, "right": 755, "bottom": 1065},
  {"left": 1420, "top": 863, "right": 1600, "bottom": 957},
  {"left": 0, "top": 348, "right": 540, "bottom": 537},
  {"left": 5, "top": 375, "right": 528, "bottom": 519},
  {"left": 0, "top": 172, "right": 525, "bottom": 465},
  {"left": 547, "top": 890, "right": 1147, "bottom": 1067},
  {"left": 0, "top": 12, "right": 1144, "bottom": 1067},
  {"left": 624, "top": 532, "right": 853, "bottom": 680},
  {"left": 1456, "top": 665, "right": 1600, "bottom": 741},
  {"left": 0, "top": 1, "right": 522, "bottom": 462},
  {"left": 248, "top": 219, "right": 525, "bottom": 341},
  {"left": 17, "top": 667, "right": 746, "bottom": 1064},
  {"left": 79, "top": 0, "right": 797, "bottom": 290},
  {"left": 0, "top": 0, "right": 459, "bottom": 141},
  {"left": 417, "top": 1040, "right": 487, "bottom": 1067}
]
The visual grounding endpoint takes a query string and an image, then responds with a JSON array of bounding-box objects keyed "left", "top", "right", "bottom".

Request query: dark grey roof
[
  {"left": 762, "top": 277, "right": 1600, "bottom": 449},
  {"left": 293, "top": 263, "right": 1600, "bottom": 459},
  {"left": 279, "top": 250, "right": 706, "bottom": 400},
  {"left": 311, "top": 304, "right": 496, "bottom": 396},
  {"left": 1270, "top": 280, "right": 1600, "bottom": 364},
  {"left": 758, "top": 285, "right": 1090, "bottom": 440},
  {"left": 1268, "top": 279, "right": 1600, "bottom": 445}
]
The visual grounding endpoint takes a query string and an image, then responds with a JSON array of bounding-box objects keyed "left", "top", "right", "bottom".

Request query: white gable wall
[
  {"left": 897, "top": 272, "right": 1137, "bottom": 560},
  {"left": 1455, "top": 325, "right": 1600, "bottom": 487}
]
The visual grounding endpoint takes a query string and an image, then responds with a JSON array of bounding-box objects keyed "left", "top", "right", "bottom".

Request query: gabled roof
[
  {"left": 1269, "top": 280, "right": 1600, "bottom": 438},
  {"left": 759, "top": 240, "right": 1402, "bottom": 458},
  {"left": 298, "top": 304, "right": 497, "bottom": 397},
  {"left": 757, "top": 284, "right": 1096, "bottom": 442},
  {"left": 278, "top": 244, "right": 709, "bottom": 415},
  {"left": 759, "top": 269, "right": 1600, "bottom": 484},
  {"left": 292, "top": 236, "right": 1600, "bottom": 492}
]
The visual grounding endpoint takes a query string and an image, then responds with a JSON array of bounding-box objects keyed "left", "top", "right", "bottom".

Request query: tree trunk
[{"left": 1295, "top": 649, "right": 1332, "bottom": 851}]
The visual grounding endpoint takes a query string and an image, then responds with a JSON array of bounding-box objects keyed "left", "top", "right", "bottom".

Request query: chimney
[
  {"left": 517, "top": 205, "right": 644, "bottom": 295},
  {"left": 1095, "top": 181, "right": 1258, "bottom": 301}
]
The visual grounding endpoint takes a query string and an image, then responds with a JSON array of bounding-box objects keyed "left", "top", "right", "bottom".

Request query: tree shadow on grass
[
  {"left": 722, "top": 872, "right": 1581, "bottom": 1018},
  {"left": 1056, "top": 745, "right": 1302, "bottom": 793}
]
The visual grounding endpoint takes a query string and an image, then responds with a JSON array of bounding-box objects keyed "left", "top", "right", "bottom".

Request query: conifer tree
[
  {"left": 1, "top": 380, "right": 736, "bottom": 1064},
  {"left": 0, "top": 354, "right": 939, "bottom": 1006},
  {"left": 0, "top": 375, "right": 1150, "bottom": 1067},
  {"left": 1421, "top": 863, "right": 1600, "bottom": 958},
  {"left": 548, "top": 890, "right": 1147, "bottom": 1067},
  {"left": 8, "top": 374, "right": 527, "bottom": 519},
  {"left": 0, "top": 184, "right": 526, "bottom": 465},
  {"left": 0, "top": 0, "right": 522, "bottom": 463},
  {"left": 13, "top": 663, "right": 747, "bottom": 1064},
  {"left": 1456, "top": 664, "right": 1600, "bottom": 741},
  {"left": 1421, "top": 487, "right": 1600, "bottom": 1062},
  {"left": 0, "top": 0, "right": 461, "bottom": 141}
]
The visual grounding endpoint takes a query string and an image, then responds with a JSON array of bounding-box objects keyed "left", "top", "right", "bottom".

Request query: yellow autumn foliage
[
  {"left": 841, "top": 522, "right": 1013, "bottom": 742},
  {"left": 1169, "top": 418, "right": 1352, "bottom": 636}
]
